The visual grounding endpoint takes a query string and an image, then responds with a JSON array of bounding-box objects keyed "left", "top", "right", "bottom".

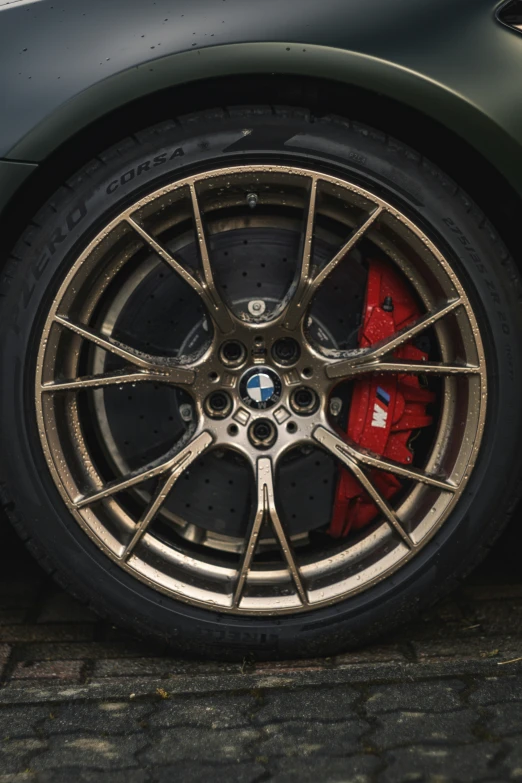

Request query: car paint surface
[{"left": 0, "top": 0, "right": 522, "bottom": 209}]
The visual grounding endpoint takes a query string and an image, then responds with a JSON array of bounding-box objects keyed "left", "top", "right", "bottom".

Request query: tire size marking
[{"left": 442, "top": 217, "right": 510, "bottom": 335}]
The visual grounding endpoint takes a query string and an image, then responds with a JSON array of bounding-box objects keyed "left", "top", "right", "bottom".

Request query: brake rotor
[{"left": 91, "top": 224, "right": 367, "bottom": 542}]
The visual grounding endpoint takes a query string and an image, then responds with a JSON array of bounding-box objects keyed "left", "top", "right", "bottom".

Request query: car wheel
[{"left": 1, "top": 107, "right": 521, "bottom": 660}]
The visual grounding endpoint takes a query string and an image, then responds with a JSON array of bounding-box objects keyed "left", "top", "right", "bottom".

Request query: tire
[{"left": 1, "top": 106, "right": 521, "bottom": 661}]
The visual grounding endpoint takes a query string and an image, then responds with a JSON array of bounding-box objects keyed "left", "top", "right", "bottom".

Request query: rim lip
[{"left": 34, "top": 163, "right": 488, "bottom": 616}]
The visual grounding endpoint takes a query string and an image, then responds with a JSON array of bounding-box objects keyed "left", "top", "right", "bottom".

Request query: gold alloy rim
[{"left": 35, "top": 165, "right": 487, "bottom": 615}]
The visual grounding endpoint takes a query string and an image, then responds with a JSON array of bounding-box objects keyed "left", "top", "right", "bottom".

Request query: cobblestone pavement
[{"left": 0, "top": 517, "right": 521, "bottom": 782}]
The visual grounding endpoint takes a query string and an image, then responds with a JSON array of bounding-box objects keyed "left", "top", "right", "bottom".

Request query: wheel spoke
[
  {"left": 334, "top": 359, "right": 481, "bottom": 379},
  {"left": 313, "top": 426, "right": 456, "bottom": 492},
  {"left": 121, "top": 431, "right": 213, "bottom": 560},
  {"left": 312, "top": 427, "right": 415, "bottom": 548},
  {"left": 284, "top": 204, "right": 383, "bottom": 330},
  {"left": 42, "top": 368, "right": 168, "bottom": 392},
  {"left": 233, "top": 457, "right": 308, "bottom": 607},
  {"left": 125, "top": 216, "right": 204, "bottom": 294},
  {"left": 189, "top": 182, "right": 234, "bottom": 334},
  {"left": 281, "top": 177, "right": 318, "bottom": 329},
  {"left": 232, "top": 468, "right": 266, "bottom": 608},
  {"left": 75, "top": 431, "right": 213, "bottom": 509},
  {"left": 325, "top": 299, "right": 465, "bottom": 380},
  {"left": 54, "top": 316, "right": 195, "bottom": 386}
]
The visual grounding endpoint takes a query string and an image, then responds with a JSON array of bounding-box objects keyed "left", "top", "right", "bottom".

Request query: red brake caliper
[{"left": 328, "top": 259, "right": 435, "bottom": 538}]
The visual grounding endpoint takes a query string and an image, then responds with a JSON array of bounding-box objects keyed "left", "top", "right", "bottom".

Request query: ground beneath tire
[{"left": 0, "top": 516, "right": 521, "bottom": 783}]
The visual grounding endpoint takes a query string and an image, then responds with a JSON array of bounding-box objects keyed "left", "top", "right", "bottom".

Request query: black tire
[{"left": 1, "top": 107, "right": 522, "bottom": 660}]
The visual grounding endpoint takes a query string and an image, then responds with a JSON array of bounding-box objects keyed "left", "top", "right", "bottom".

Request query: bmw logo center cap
[{"left": 240, "top": 367, "right": 282, "bottom": 410}]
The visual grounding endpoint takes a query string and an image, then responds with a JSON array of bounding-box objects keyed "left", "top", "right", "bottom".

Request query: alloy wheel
[{"left": 35, "top": 165, "right": 487, "bottom": 614}]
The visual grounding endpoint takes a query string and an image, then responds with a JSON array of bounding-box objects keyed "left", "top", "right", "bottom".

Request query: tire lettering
[
  {"left": 66, "top": 201, "right": 88, "bottom": 231},
  {"left": 15, "top": 199, "right": 87, "bottom": 325},
  {"left": 153, "top": 153, "right": 168, "bottom": 166},
  {"left": 47, "top": 227, "right": 66, "bottom": 256},
  {"left": 136, "top": 161, "right": 151, "bottom": 175},
  {"left": 194, "top": 627, "right": 279, "bottom": 646},
  {"left": 106, "top": 149, "right": 185, "bottom": 194}
]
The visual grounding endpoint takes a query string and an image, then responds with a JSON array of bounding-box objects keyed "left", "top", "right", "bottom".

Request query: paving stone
[
  {"left": 93, "top": 658, "right": 182, "bottom": 679},
  {"left": 413, "top": 639, "right": 522, "bottom": 663},
  {"left": 153, "top": 762, "right": 265, "bottom": 782},
  {"left": 502, "top": 743, "right": 522, "bottom": 780},
  {"left": 41, "top": 701, "right": 152, "bottom": 735},
  {"left": 366, "top": 680, "right": 466, "bottom": 715},
  {"left": 371, "top": 709, "right": 476, "bottom": 749},
  {"left": 92, "top": 657, "right": 238, "bottom": 679},
  {"left": 0, "top": 626, "right": 95, "bottom": 644},
  {"left": 0, "top": 737, "right": 48, "bottom": 773},
  {"left": 258, "top": 718, "right": 370, "bottom": 757},
  {"left": 0, "top": 645, "right": 11, "bottom": 679},
  {"left": 333, "top": 645, "right": 405, "bottom": 666},
  {"left": 140, "top": 726, "right": 261, "bottom": 764},
  {"left": 0, "top": 773, "right": 38, "bottom": 783},
  {"left": 36, "top": 772, "right": 149, "bottom": 783},
  {"left": 269, "top": 754, "right": 381, "bottom": 782},
  {"left": 470, "top": 675, "right": 522, "bottom": 706},
  {"left": 31, "top": 735, "right": 148, "bottom": 771},
  {"left": 0, "top": 705, "right": 52, "bottom": 737},
  {"left": 12, "top": 641, "right": 157, "bottom": 662},
  {"left": 381, "top": 742, "right": 500, "bottom": 782},
  {"left": 149, "top": 693, "right": 254, "bottom": 729},
  {"left": 11, "top": 660, "right": 83, "bottom": 682},
  {"left": 253, "top": 659, "right": 329, "bottom": 674},
  {"left": 251, "top": 685, "right": 358, "bottom": 724},
  {"left": 484, "top": 702, "right": 522, "bottom": 737}
]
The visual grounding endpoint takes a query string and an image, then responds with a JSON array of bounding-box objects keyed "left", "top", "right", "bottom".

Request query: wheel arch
[{"left": 2, "top": 49, "right": 522, "bottom": 270}]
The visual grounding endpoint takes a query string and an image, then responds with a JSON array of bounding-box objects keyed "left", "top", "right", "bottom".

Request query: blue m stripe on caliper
[{"left": 376, "top": 386, "right": 391, "bottom": 406}]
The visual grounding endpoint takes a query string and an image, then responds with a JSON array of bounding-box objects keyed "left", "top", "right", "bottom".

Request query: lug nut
[
  {"left": 248, "top": 418, "right": 277, "bottom": 449},
  {"left": 204, "top": 391, "right": 233, "bottom": 419},
  {"left": 272, "top": 337, "right": 301, "bottom": 366},
  {"left": 290, "top": 386, "right": 319, "bottom": 416},
  {"left": 219, "top": 340, "right": 246, "bottom": 368}
]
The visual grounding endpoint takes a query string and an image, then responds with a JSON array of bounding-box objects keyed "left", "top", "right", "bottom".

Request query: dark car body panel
[{"left": 1, "top": 0, "right": 522, "bottom": 209}]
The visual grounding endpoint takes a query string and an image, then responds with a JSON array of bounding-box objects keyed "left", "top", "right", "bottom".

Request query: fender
[
  {"left": 2, "top": 0, "right": 522, "bottom": 201},
  {"left": 5, "top": 38, "right": 522, "bottom": 200}
]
